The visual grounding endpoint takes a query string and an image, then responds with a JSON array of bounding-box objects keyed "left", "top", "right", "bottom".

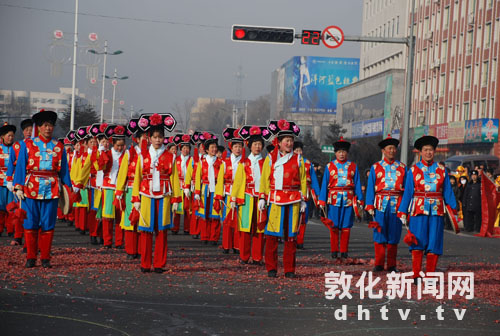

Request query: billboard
[
  {"left": 351, "top": 117, "right": 384, "bottom": 138},
  {"left": 465, "top": 118, "right": 499, "bottom": 143},
  {"left": 282, "top": 56, "right": 359, "bottom": 114}
]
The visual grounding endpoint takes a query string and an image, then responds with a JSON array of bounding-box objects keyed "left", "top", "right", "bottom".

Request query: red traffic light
[
  {"left": 234, "top": 29, "right": 246, "bottom": 39},
  {"left": 231, "top": 25, "right": 295, "bottom": 44}
]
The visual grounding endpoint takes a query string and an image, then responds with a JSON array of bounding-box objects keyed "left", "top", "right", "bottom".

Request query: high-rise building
[
  {"left": 410, "top": 0, "right": 500, "bottom": 156},
  {"left": 360, "top": 0, "right": 410, "bottom": 79}
]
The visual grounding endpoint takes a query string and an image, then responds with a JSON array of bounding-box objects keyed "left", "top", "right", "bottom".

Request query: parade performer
[
  {"left": 72, "top": 126, "right": 92, "bottom": 235},
  {"left": 215, "top": 127, "right": 244, "bottom": 253},
  {"left": 365, "top": 135, "right": 406, "bottom": 272},
  {"left": 13, "top": 110, "right": 73, "bottom": 268},
  {"left": 97, "top": 124, "right": 127, "bottom": 248},
  {"left": 5, "top": 119, "right": 32, "bottom": 244},
  {"left": 171, "top": 133, "right": 194, "bottom": 235},
  {"left": 0, "top": 122, "right": 16, "bottom": 237},
  {"left": 193, "top": 132, "right": 223, "bottom": 245},
  {"left": 184, "top": 132, "right": 205, "bottom": 239},
  {"left": 318, "top": 137, "right": 363, "bottom": 259},
  {"left": 116, "top": 119, "right": 147, "bottom": 259},
  {"left": 132, "top": 113, "right": 181, "bottom": 273},
  {"left": 231, "top": 125, "right": 271, "bottom": 264},
  {"left": 292, "top": 141, "right": 320, "bottom": 250},
  {"left": 258, "top": 120, "right": 307, "bottom": 278},
  {"left": 397, "top": 135, "right": 457, "bottom": 281}
]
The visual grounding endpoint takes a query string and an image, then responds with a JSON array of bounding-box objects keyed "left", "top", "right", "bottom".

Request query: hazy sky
[{"left": 0, "top": 0, "right": 362, "bottom": 119}]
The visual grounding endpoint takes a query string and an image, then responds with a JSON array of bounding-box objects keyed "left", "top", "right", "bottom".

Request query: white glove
[
  {"left": 7, "top": 181, "right": 13, "bottom": 192},
  {"left": 116, "top": 194, "right": 122, "bottom": 200},
  {"left": 258, "top": 199, "right": 266, "bottom": 211},
  {"left": 172, "top": 203, "right": 178, "bottom": 212},
  {"left": 133, "top": 202, "right": 141, "bottom": 211},
  {"left": 230, "top": 201, "right": 236, "bottom": 209},
  {"left": 183, "top": 188, "right": 190, "bottom": 198},
  {"left": 368, "top": 209, "right": 374, "bottom": 216},
  {"left": 194, "top": 194, "right": 201, "bottom": 201},
  {"left": 400, "top": 215, "right": 407, "bottom": 226},
  {"left": 16, "top": 189, "right": 25, "bottom": 200},
  {"left": 72, "top": 187, "right": 80, "bottom": 194},
  {"left": 300, "top": 201, "right": 307, "bottom": 213}
]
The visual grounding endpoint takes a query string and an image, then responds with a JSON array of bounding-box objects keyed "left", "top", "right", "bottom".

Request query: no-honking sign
[{"left": 322, "top": 25, "right": 344, "bottom": 49}]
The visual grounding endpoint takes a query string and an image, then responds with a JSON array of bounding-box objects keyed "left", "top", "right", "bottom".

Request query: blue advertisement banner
[
  {"left": 283, "top": 56, "right": 359, "bottom": 114},
  {"left": 351, "top": 118, "right": 384, "bottom": 138},
  {"left": 465, "top": 118, "right": 499, "bottom": 143}
]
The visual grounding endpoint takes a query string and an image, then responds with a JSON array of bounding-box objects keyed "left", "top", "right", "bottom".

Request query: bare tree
[
  {"left": 193, "top": 101, "right": 233, "bottom": 134},
  {"left": 171, "top": 99, "right": 195, "bottom": 132},
  {"left": 246, "top": 95, "right": 270, "bottom": 125}
]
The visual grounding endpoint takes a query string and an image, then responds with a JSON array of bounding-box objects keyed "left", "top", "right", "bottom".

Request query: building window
[
  {"left": 444, "top": 6, "right": 450, "bottom": 30},
  {"left": 492, "top": 59, "right": 497, "bottom": 82},
  {"left": 481, "top": 99, "right": 487, "bottom": 117},
  {"left": 440, "top": 74, "right": 446, "bottom": 96},
  {"left": 451, "top": 36, "right": 457, "bottom": 57},
  {"left": 466, "top": 31, "right": 473, "bottom": 54},
  {"left": 482, "top": 61, "right": 489, "bottom": 87},
  {"left": 442, "top": 40, "right": 448, "bottom": 62},
  {"left": 455, "top": 104, "right": 460, "bottom": 120},
  {"left": 396, "top": 16, "right": 399, "bottom": 35},
  {"left": 487, "top": 0, "right": 493, "bottom": 9},
  {"left": 464, "top": 102, "right": 470, "bottom": 119},
  {"left": 485, "top": 23, "right": 491, "bottom": 49},
  {"left": 32, "top": 98, "right": 39, "bottom": 104},
  {"left": 491, "top": 98, "right": 495, "bottom": 118}
]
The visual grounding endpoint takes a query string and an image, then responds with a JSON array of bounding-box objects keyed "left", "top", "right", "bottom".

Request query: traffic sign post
[
  {"left": 321, "top": 25, "right": 344, "bottom": 49},
  {"left": 321, "top": 145, "right": 335, "bottom": 161}
]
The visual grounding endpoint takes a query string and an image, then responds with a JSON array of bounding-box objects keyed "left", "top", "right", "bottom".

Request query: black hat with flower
[
  {"left": 89, "top": 123, "right": 107, "bottom": 138},
  {"left": 105, "top": 124, "right": 128, "bottom": 139},
  {"left": 222, "top": 127, "right": 244, "bottom": 145},
  {"left": 66, "top": 130, "right": 77, "bottom": 144},
  {"left": 200, "top": 131, "right": 218, "bottom": 147},
  {"left": 75, "top": 125, "right": 90, "bottom": 141},
  {"left": 137, "top": 113, "right": 177, "bottom": 133},
  {"left": 173, "top": 133, "right": 194, "bottom": 147},
  {"left": 238, "top": 125, "right": 272, "bottom": 148},
  {"left": 267, "top": 119, "right": 300, "bottom": 139}
]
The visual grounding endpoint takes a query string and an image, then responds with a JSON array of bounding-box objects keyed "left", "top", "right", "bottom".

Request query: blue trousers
[
  {"left": 0, "top": 186, "right": 13, "bottom": 211},
  {"left": 408, "top": 215, "right": 444, "bottom": 255},
  {"left": 327, "top": 204, "right": 354, "bottom": 229},
  {"left": 373, "top": 207, "right": 402, "bottom": 244},
  {"left": 23, "top": 198, "right": 59, "bottom": 231}
]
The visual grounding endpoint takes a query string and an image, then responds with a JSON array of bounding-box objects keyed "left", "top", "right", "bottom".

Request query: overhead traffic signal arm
[{"left": 231, "top": 25, "right": 295, "bottom": 44}]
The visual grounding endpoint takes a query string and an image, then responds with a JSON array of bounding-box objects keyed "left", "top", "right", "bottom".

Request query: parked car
[{"left": 445, "top": 154, "right": 499, "bottom": 173}]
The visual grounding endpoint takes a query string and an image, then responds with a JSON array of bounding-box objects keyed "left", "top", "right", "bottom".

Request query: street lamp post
[
  {"left": 106, "top": 69, "right": 128, "bottom": 123},
  {"left": 88, "top": 42, "right": 123, "bottom": 122},
  {"left": 70, "top": 0, "right": 79, "bottom": 130}
]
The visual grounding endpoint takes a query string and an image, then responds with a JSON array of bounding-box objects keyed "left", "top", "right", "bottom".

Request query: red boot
[
  {"left": 386, "top": 244, "right": 399, "bottom": 272},
  {"left": 426, "top": 253, "right": 439, "bottom": 274},
  {"left": 339, "top": 228, "right": 351, "bottom": 258},
  {"left": 373, "top": 242, "right": 386, "bottom": 271},
  {"left": 412, "top": 250, "right": 424, "bottom": 279}
]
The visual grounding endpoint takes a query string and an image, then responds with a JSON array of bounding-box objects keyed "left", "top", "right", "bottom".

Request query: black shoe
[
  {"left": 154, "top": 268, "right": 165, "bottom": 273},
  {"left": 126, "top": 254, "right": 135, "bottom": 260},
  {"left": 103, "top": 245, "right": 112, "bottom": 249},
  {"left": 387, "top": 266, "right": 400, "bottom": 273},
  {"left": 141, "top": 267, "right": 150, "bottom": 273},
  {"left": 202, "top": 240, "right": 208, "bottom": 245},
  {"left": 239, "top": 259, "right": 248, "bottom": 264},
  {"left": 99, "top": 238, "right": 104, "bottom": 245},
  {"left": 22, "top": 247, "right": 27, "bottom": 253},
  {"left": 67, "top": 221, "right": 74, "bottom": 227},
  {"left": 41, "top": 259, "right": 52, "bottom": 268},
  {"left": 296, "top": 244, "right": 304, "bottom": 250},
  {"left": 8, "top": 232, "right": 14, "bottom": 237},
  {"left": 25, "top": 259, "right": 36, "bottom": 268},
  {"left": 115, "top": 245, "right": 124, "bottom": 249},
  {"left": 172, "top": 231, "right": 178, "bottom": 235},
  {"left": 13, "top": 238, "right": 22, "bottom": 245},
  {"left": 340, "top": 252, "right": 348, "bottom": 259},
  {"left": 183, "top": 231, "right": 190, "bottom": 235},
  {"left": 285, "top": 272, "right": 296, "bottom": 278},
  {"left": 79, "top": 230, "right": 86, "bottom": 235},
  {"left": 373, "top": 265, "right": 384, "bottom": 272},
  {"left": 331, "top": 252, "right": 338, "bottom": 259},
  {"left": 267, "top": 270, "right": 277, "bottom": 278},
  {"left": 413, "top": 277, "right": 421, "bottom": 285},
  {"left": 192, "top": 235, "right": 199, "bottom": 239},
  {"left": 222, "top": 249, "right": 229, "bottom": 254},
  {"left": 75, "top": 228, "right": 81, "bottom": 232},
  {"left": 90, "top": 237, "right": 98, "bottom": 245},
  {"left": 134, "top": 254, "right": 140, "bottom": 259},
  {"left": 251, "top": 260, "right": 264, "bottom": 266},
  {"left": 0, "top": 232, "right": 2, "bottom": 237},
  {"left": 211, "top": 241, "right": 217, "bottom": 246},
  {"left": 232, "top": 248, "right": 238, "bottom": 254}
]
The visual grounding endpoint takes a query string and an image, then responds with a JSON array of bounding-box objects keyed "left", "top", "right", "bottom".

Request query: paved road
[{"left": 1, "top": 218, "right": 498, "bottom": 336}]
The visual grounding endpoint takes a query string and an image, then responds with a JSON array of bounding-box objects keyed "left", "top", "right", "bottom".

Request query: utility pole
[
  {"left": 100, "top": 40, "right": 108, "bottom": 122},
  {"left": 70, "top": 0, "right": 79, "bottom": 130}
]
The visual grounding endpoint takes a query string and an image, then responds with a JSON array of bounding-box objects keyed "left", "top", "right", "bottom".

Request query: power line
[{"left": 0, "top": 3, "right": 227, "bottom": 30}]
